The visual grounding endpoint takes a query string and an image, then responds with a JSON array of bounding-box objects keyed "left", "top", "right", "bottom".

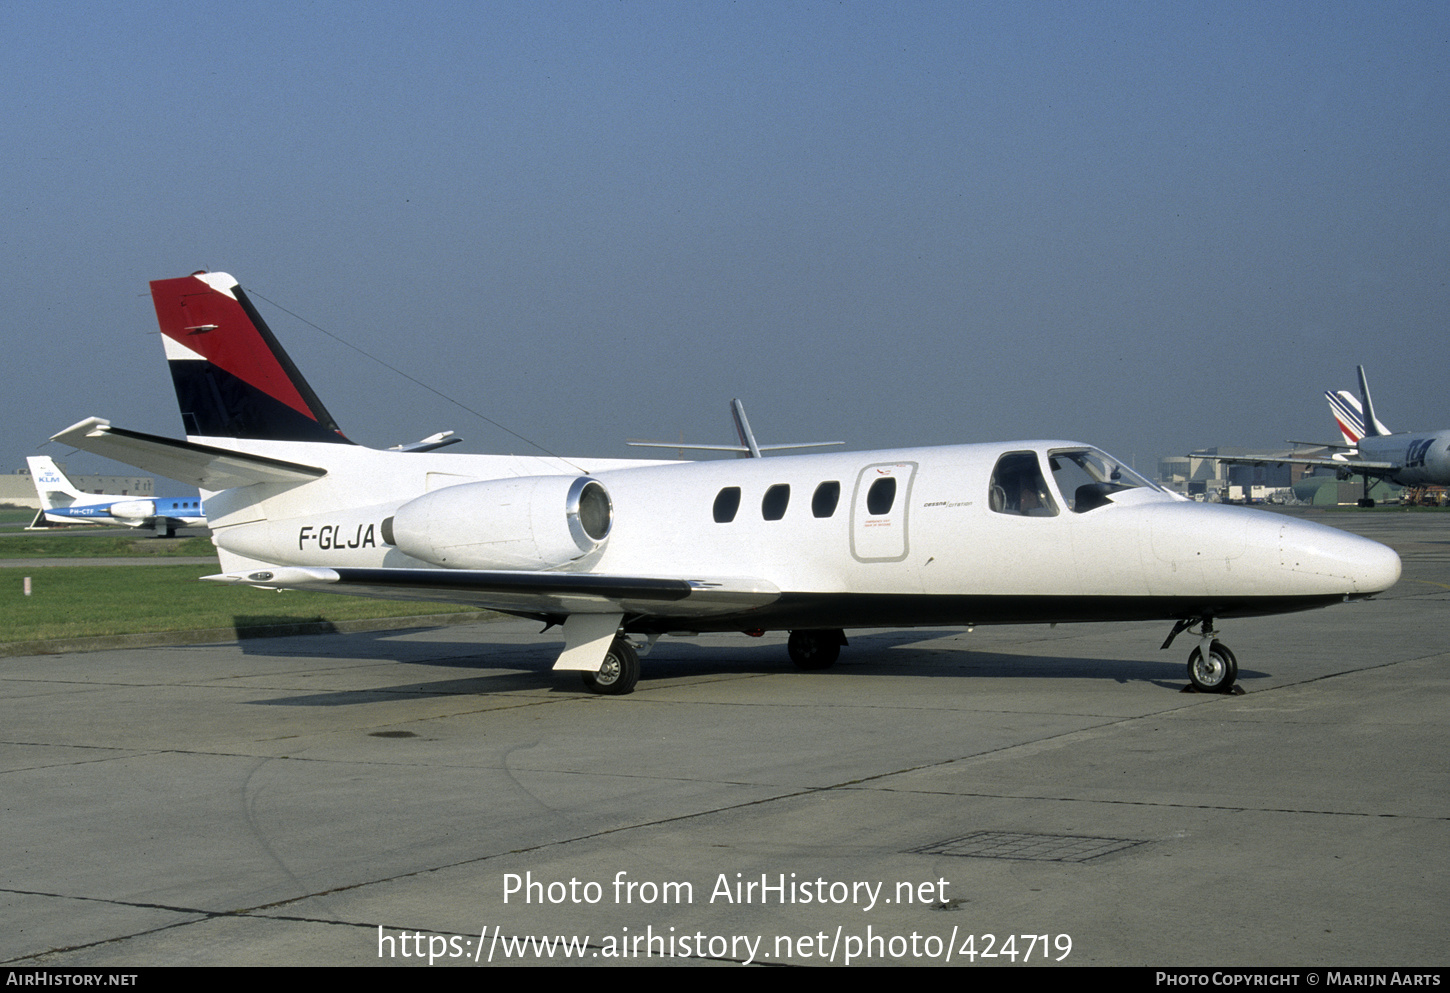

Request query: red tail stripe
[{"left": 150, "top": 275, "right": 317, "bottom": 422}]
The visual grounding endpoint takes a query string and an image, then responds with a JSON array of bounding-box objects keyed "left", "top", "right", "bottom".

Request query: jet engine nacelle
[
  {"left": 385, "top": 475, "right": 612, "bottom": 570},
  {"left": 107, "top": 500, "right": 157, "bottom": 521}
]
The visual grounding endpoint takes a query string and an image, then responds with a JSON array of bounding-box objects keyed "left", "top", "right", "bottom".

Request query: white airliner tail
[
  {"left": 26, "top": 456, "right": 82, "bottom": 511},
  {"left": 1325, "top": 382, "right": 1390, "bottom": 446}
]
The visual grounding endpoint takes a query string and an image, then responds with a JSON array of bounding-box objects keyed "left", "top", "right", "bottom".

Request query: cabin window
[
  {"left": 713, "top": 487, "right": 742, "bottom": 523},
  {"left": 866, "top": 477, "right": 897, "bottom": 515},
  {"left": 762, "top": 484, "right": 791, "bottom": 521},
  {"left": 988, "top": 451, "right": 1059, "bottom": 517},
  {"left": 812, "top": 481, "right": 841, "bottom": 518}
]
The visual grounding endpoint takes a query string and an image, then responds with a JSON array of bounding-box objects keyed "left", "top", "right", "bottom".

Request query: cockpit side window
[
  {"left": 1047, "top": 448, "right": 1156, "bottom": 513},
  {"left": 988, "top": 452, "right": 1058, "bottom": 517}
]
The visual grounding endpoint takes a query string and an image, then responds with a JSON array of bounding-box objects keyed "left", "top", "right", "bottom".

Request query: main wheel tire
[
  {"left": 581, "top": 638, "right": 640, "bottom": 695},
  {"left": 1187, "top": 640, "right": 1238, "bottom": 693},
  {"left": 788, "top": 630, "right": 841, "bottom": 670}
]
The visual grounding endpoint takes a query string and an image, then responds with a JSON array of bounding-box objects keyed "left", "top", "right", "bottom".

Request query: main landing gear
[
  {"left": 788, "top": 629, "right": 846, "bottom": 670},
  {"left": 581, "top": 637, "right": 640, "bottom": 695},
  {"left": 1162, "top": 619, "right": 1239, "bottom": 693},
  {"left": 1357, "top": 471, "right": 1375, "bottom": 508}
]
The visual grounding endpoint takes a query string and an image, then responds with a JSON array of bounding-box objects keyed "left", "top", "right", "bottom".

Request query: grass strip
[
  {"left": 2, "top": 565, "right": 482, "bottom": 643},
  {"left": 0, "top": 533, "right": 218, "bottom": 558}
]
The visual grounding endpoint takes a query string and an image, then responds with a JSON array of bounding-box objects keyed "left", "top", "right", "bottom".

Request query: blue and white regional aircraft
[
  {"left": 51, "top": 272, "right": 1400, "bottom": 695},
  {"left": 26, "top": 456, "right": 204, "bottom": 535}
]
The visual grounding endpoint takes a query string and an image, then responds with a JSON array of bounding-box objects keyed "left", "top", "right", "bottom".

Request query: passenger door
[{"left": 850, "top": 462, "right": 917, "bottom": 562}]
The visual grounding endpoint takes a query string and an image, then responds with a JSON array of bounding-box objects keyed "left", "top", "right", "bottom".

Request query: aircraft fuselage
[
  {"left": 1358, "top": 430, "right": 1450, "bottom": 487},
  {"left": 202, "top": 438, "right": 1400, "bottom": 633},
  {"left": 41, "top": 496, "right": 205, "bottom": 529}
]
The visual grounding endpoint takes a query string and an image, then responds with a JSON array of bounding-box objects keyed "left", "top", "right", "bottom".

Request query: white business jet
[{"left": 51, "top": 272, "right": 1400, "bottom": 695}]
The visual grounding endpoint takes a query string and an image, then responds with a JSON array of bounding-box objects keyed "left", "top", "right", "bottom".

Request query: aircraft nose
[
  {"left": 1280, "top": 519, "right": 1401, "bottom": 595},
  {"left": 1351, "top": 537, "right": 1401, "bottom": 594}
]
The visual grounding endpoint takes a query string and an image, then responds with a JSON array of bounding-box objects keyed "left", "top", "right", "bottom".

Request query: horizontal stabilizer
[
  {"left": 50, "top": 417, "right": 327, "bottom": 488},
  {"left": 627, "top": 398, "right": 843, "bottom": 457},
  {"left": 627, "top": 440, "right": 844, "bottom": 454},
  {"left": 203, "top": 566, "right": 780, "bottom": 618},
  {"left": 389, "top": 431, "right": 463, "bottom": 453}
]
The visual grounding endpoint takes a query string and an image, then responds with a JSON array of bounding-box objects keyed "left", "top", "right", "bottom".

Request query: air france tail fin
[
  {"left": 150, "top": 272, "right": 354, "bottom": 447},
  {"left": 1325, "top": 376, "right": 1390, "bottom": 446},
  {"left": 25, "top": 456, "right": 80, "bottom": 510},
  {"left": 1326, "top": 390, "right": 1366, "bottom": 445}
]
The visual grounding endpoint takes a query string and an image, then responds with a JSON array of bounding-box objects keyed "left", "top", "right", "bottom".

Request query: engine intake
[{"left": 385, "top": 475, "right": 612, "bottom": 570}]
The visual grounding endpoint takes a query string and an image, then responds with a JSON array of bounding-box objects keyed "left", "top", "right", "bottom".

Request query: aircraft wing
[
  {"left": 1284, "top": 440, "right": 1356, "bottom": 453},
  {"left": 51, "top": 418, "right": 326, "bottom": 488},
  {"left": 202, "top": 566, "right": 781, "bottom": 619},
  {"left": 1193, "top": 451, "right": 1400, "bottom": 475}
]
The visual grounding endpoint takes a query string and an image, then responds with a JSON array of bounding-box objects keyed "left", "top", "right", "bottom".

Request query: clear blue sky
[{"left": 3, "top": 1, "right": 1446, "bottom": 493}]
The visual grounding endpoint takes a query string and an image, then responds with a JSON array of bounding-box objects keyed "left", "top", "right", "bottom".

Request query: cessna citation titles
[{"left": 52, "top": 271, "right": 1400, "bottom": 695}]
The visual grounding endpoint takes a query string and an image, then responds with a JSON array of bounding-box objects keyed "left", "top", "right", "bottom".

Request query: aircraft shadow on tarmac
[{"left": 239, "top": 625, "right": 1239, "bottom": 707}]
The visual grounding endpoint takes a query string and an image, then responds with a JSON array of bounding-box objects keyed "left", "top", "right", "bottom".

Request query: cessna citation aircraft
[{"left": 51, "top": 272, "right": 1401, "bottom": 695}]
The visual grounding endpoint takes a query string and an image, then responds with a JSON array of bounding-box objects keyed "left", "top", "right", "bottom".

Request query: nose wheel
[
  {"left": 1187, "top": 639, "right": 1238, "bottom": 693},
  {"left": 1163, "top": 619, "right": 1239, "bottom": 693}
]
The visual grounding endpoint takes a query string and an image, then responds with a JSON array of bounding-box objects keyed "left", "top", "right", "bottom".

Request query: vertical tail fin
[
  {"left": 729, "top": 399, "right": 763, "bottom": 458},
  {"left": 25, "top": 456, "right": 80, "bottom": 510},
  {"left": 1356, "top": 365, "right": 1387, "bottom": 438},
  {"left": 1325, "top": 369, "right": 1390, "bottom": 446},
  {"left": 1325, "top": 389, "right": 1366, "bottom": 445},
  {"left": 150, "top": 272, "right": 353, "bottom": 446}
]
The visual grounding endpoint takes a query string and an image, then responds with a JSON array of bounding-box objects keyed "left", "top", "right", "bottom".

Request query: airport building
[
  {"left": 1157, "top": 450, "right": 1300, "bottom": 500},
  {"left": 1157, "top": 450, "right": 1381, "bottom": 504}
]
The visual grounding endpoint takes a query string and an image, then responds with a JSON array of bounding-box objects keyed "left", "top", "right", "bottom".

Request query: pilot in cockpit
[{"left": 989, "top": 451, "right": 1059, "bottom": 517}]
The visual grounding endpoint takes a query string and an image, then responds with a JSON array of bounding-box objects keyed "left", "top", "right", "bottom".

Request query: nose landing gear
[
  {"left": 1162, "top": 618, "right": 1239, "bottom": 693},
  {"left": 1187, "top": 638, "right": 1238, "bottom": 693}
]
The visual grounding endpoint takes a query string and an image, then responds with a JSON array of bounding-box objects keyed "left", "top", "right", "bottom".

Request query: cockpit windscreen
[{"left": 1047, "top": 448, "right": 1160, "bottom": 513}]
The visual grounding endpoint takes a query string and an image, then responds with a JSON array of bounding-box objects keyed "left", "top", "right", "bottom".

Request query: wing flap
[
  {"left": 202, "top": 566, "right": 781, "bottom": 619},
  {"left": 50, "top": 417, "right": 327, "bottom": 488}
]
